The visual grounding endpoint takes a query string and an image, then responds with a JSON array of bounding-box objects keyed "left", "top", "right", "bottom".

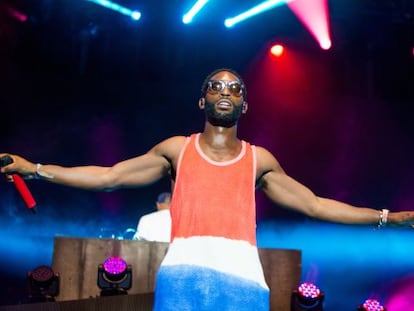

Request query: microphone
[{"left": 0, "top": 155, "right": 37, "bottom": 212}]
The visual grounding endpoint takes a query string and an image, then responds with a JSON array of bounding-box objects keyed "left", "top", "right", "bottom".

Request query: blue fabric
[{"left": 153, "top": 265, "right": 269, "bottom": 311}]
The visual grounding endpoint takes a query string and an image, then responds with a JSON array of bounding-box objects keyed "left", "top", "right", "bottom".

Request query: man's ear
[
  {"left": 242, "top": 101, "right": 248, "bottom": 114},
  {"left": 199, "top": 98, "right": 205, "bottom": 109}
]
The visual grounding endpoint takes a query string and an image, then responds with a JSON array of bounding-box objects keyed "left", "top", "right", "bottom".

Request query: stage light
[
  {"left": 270, "top": 44, "right": 284, "bottom": 57},
  {"left": 182, "top": 0, "right": 209, "bottom": 24},
  {"left": 319, "top": 38, "right": 331, "bottom": 50},
  {"left": 287, "top": 0, "right": 331, "bottom": 50},
  {"left": 6, "top": 7, "right": 28, "bottom": 22},
  {"left": 131, "top": 11, "right": 141, "bottom": 21},
  {"left": 85, "top": 0, "right": 141, "bottom": 21},
  {"left": 26, "top": 265, "right": 60, "bottom": 303},
  {"left": 97, "top": 256, "right": 132, "bottom": 296},
  {"left": 224, "top": 0, "right": 291, "bottom": 28},
  {"left": 291, "top": 282, "right": 324, "bottom": 311},
  {"left": 357, "top": 298, "right": 386, "bottom": 311}
]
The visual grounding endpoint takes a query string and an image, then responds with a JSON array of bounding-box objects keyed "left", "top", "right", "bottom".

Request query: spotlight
[
  {"left": 287, "top": 0, "right": 332, "bottom": 50},
  {"left": 26, "top": 265, "right": 60, "bottom": 303},
  {"left": 182, "top": 0, "right": 209, "bottom": 24},
  {"left": 97, "top": 256, "right": 132, "bottom": 296},
  {"left": 7, "top": 7, "right": 28, "bottom": 23},
  {"left": 291, "top": 282, "right": 324, "bottom": 311},
  {"left": 224, "top": 0, "right": 291, "bottom": 28},
  {"left": 270, "top": 44, "right": 284, "bottom": 57},
  {"left": 85, "top": 0, "right": 141, "bottom": 21},
  {"left": 357, "top": 298, "right": 386, "bottom": 311}
]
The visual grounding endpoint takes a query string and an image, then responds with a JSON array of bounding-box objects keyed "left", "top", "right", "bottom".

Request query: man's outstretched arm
[
  {"left": 0, "top": 136, "right": 184, "bottom": 191},
  {"left": 256, "top": 147, "right": 414, "bottom": 227}
]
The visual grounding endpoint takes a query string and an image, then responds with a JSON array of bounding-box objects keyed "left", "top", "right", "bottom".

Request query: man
[
  {"left": 134, "top": 192, "right": 172, "bottom": 242},
  {"left": 1, "top": 68, "right": 414, "bottom": 310}
]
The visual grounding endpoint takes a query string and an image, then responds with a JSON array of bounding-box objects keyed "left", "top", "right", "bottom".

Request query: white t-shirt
[{"left": 134, "top": 209, "right": 171, "bottom": 242}]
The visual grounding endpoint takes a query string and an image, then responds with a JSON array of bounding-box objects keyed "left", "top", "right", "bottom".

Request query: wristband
[
  {"left": 378, "top": 209, "right": 389, "bottom": 228},
  {"left": 35, "top": 163, "right": 54, "bottom": 179}
]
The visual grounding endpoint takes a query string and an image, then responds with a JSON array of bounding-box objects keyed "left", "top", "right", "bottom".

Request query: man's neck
[
  {"left": 199, "top": 122, "right": 241, "bottom": 161},
  {"left": 202, "top": 122, "right": 238, "bottom": 144}
]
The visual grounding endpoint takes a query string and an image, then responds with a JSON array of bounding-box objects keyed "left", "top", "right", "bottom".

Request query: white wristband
[
  {"left": 378, "top": 209, "right": 389, "bottom": 228},
  {"left": 35, "top": 163, "right": 54, "bottom": 179}
]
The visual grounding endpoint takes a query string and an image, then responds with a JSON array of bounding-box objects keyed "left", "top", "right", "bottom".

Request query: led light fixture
[
  {"left": 291, "top": 282, "right": 324, "bottom": 311},
  {"left": 97, "top": 256, "right": 132, "bottom": 296},
  {"left": 357, "top": 298, "right": 386, "bottom": 311},
  {"left": 27, "top": 265, "right": 60, "bottom": 303}
]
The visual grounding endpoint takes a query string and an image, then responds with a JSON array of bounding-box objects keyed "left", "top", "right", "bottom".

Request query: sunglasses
[{"left": 207, "top": 80, "right": 244, "bottom": 96}]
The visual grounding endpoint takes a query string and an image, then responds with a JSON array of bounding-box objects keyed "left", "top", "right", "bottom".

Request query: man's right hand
[{"left": 0, "top": 154, "right": 37, "bottom": 179}]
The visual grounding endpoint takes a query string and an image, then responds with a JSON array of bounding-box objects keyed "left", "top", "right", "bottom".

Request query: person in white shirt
[{"left": 134, "top": 192, "right": 171, "bottom": 242}]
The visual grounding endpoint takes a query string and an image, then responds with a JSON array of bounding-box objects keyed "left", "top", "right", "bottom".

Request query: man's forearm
[
  {"left": 317, "top": 197, "right": 382, "bottom": 225},
  {"left": 34, "top": 163, "right": 114, "bottom": 191}
]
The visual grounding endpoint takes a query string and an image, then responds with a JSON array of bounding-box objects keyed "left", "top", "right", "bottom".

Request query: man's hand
[
  {"left": 388, "top": 211, "right": 414, "bottom": 229},
  {"left": 0, "top": 153, "right": 37, "bottom": 180}
]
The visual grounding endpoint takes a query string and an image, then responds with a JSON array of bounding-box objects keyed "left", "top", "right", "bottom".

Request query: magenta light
[
  {"left": 287, "top": 0, "right": 331, "bottom": 50},
  {"left": 362, "top": 299, "right": 385, "bottom": 311},
  {"left": 298, "top": 282, "right": 321, "bottom": 298},
  {"left": 103, "top": 257, "right": 127, "bottom": 275},
  {"left": 7, "top": 7, "right": 28, "bottom": 22}
]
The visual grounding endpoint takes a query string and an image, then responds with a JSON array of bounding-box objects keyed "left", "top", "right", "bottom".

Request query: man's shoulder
[
  {"left": 158, "top": 135, "right": 189, "bottom": 150},
  {"left": 151, "top": 135, "right": 189, "bottom": 162},
  {"left": 252, "top": 145, "right": 273, "bottom": 159},
  {"left": 140, "top": 210, "right": 170, "bottom": 221},
  {"left": 253, "top": 145, "right": 283, "bottom": 175}
]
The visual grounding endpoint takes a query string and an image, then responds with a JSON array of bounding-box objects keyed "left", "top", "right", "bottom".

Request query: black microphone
[{"left": 0, "top": 155, "right": 36, "bottom": 212}]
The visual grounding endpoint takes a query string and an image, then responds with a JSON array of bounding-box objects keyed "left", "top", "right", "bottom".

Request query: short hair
[
  {"left": 157, "top": 192, "right": 171, "bottom": 204},
  {"left": 200, "top": 68, "right": 247, "bottom": 98}
]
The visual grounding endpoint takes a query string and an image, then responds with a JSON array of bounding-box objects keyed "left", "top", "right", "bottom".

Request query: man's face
[{"left": 202, "top": 71, "right": 247, "bottom": 127}]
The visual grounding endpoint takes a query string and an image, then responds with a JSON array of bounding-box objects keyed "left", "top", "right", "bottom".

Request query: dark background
[{"left": 0, "top": 0, "right": 413, "bottom": 310}]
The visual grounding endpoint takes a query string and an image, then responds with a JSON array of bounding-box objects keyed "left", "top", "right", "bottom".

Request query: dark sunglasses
[{"left": 207, "top": 80, "right": 244, "bottom": 96}]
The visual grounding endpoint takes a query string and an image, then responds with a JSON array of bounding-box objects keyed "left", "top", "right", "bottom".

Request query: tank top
[
  {"left": 153, "top": 133, "right": 269, "bottom": 311},
  {"left": 170, "top": 133, "right": 257, "bottom": 245}
]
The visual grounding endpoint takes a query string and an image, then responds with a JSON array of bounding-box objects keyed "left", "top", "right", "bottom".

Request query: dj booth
[{"left": 1, "top": 237, "right": 301, "bottom": 311}]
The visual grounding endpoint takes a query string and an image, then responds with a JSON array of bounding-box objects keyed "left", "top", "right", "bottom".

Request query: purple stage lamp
[
  {"left": 27, "top": 265, "right": 60, "bottom": 303},
  {"left": 357, "top": 298, "right": 386, "bottom": 311},
  {"left": 291, "top": 282, "right": 324, "bottom": 311},
  {"left": 97, "top": 256, "right": 132, "bottom": 296}
]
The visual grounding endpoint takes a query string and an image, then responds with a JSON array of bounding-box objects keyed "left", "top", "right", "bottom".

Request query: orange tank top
[{"left": 170, "top": 133, "right": 257, "bottom": 245}]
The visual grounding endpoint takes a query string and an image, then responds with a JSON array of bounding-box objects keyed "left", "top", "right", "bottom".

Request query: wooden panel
[
  {"left": 0, "top": 293, "right": 154, "bottom": 311},
  {"left": 51, "top": 237, "right": 301, "bottom": 310},
  {"left": 51, "top": 237, "right": 168, "bottom": 300},
  {"left": 259, "top": 248, "right": 302, "bottom": 311}
]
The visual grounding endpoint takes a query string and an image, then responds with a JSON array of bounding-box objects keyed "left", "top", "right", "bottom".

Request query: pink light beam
[
  {"left": 7, "top": 7, "right": 28, "bottom": 22},
  {"left": 287, "top": 0, "right": 331, "bottom": 50}
]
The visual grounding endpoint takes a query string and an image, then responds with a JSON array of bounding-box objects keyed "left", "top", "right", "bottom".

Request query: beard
[{"left": 204, "top": 100, "right": 243, "bottom": 128}]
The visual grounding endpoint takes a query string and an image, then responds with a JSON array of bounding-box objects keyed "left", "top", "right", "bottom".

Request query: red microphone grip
[
  {"left": 1, "top": 155, "right": 37, "bottom": 211},
  {"left": 12, "top": 174, "right": 37, "bottom": 209}
]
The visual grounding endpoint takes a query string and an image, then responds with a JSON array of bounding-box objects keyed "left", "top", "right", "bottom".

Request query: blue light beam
[
  {"left": 182, "top": 0, "right": 209, "bottom": 24},
  {"left": 86, "top": 0, "right": 141, "bottom": 21},
  {"left": 224, "top": 0, "right": 290, "bottom": 28}
]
